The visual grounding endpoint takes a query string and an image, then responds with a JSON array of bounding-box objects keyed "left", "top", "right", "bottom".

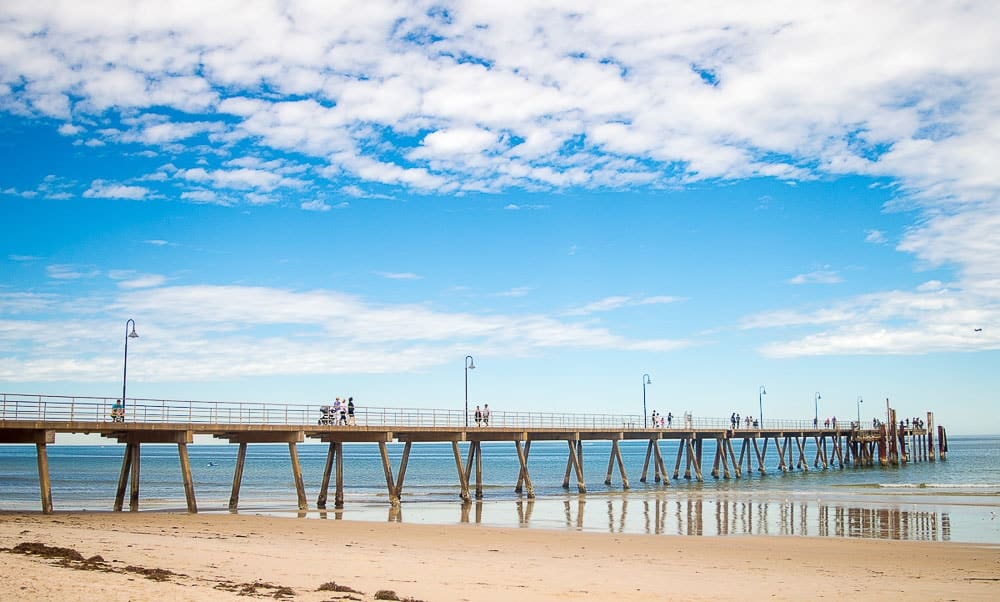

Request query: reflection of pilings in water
[
  {"left": 516, "top": 499, "right": 534, "bottom": 526},
  {"left": 563, "top": 498, "right": 586, "bottom": 529},
  {"left": 684, "top": 497, "right": 703, "bottom": 535},
  {"left": 843, "top": 506, "right": 948, "bottom": 540},
  {"left": 605, "top": 497, "right": 628, "bottom": 533}
]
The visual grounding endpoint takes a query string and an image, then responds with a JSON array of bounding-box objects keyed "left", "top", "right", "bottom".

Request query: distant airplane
[{"left": 974, "top": 328, "right": 983, "bottom": 332}]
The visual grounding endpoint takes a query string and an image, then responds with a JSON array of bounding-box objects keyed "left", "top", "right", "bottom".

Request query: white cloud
[
  {"left": 788, "top": 270, "right": 843, "bottom": 285},
  {"left": 865, "top": 229, "right": 887, "bottom": 244},
  {"left": 46, "top": 264, "right": 100, "bottom": 280},
  {"left": 0, "top": 284, "right": 688, "bottom": 382},
  {"left": 377, "top": 272, "right": 421, "bottom": 280},
  {"left": 301, "top": 199, "right": 331, "bottom": 211},
  {"left": 568, "top": 295, "right": 683, "bottom": 316},
  {"left": 82, "top": 179, "right": 149, "bottom": 200}
]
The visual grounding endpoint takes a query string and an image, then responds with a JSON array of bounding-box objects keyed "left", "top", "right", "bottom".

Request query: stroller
[{"left": 317, "top": 405, "right": 335, "bottom": 425}]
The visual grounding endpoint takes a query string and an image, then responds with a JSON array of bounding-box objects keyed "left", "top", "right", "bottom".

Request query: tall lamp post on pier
[
  {"left": 814, "top": 391, "right": 821, "bottom": 427},
  {"left": 642, "top": 373, "right": 652, "bottom": 428},
  {"left": 464, "top": 355, "right": 475, "bottom": 428},
  {"left": 856, "top": 395, "right": 863, "bottom": 428},
  {"left": 122, "top": 319, "right": 139, "bottom": 416},
  {"left": 758, "top": 385, "right": 766, "bottom": 428}
]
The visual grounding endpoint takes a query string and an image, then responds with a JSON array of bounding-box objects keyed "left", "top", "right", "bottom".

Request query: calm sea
[{"left": 1, "top": 435, "right": 998, "bottom": 543}]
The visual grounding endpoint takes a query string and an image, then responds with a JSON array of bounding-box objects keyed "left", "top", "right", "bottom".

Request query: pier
[{"left": 0, "top": 393, "right": 949, "bottom": 514}]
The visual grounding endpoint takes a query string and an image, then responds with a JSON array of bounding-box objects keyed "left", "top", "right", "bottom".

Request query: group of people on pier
[
  {"left": 318, "top": 397, "right": 356, "bottom": 426},
  {"left": 650, "top": 410, "right": 673, "bottom": 428},
  {"left": 731, "top": 413, "right": 761, "bottom": 429},
  {"left": 474, "top": 404, "right": 491, "bottom": 426}
]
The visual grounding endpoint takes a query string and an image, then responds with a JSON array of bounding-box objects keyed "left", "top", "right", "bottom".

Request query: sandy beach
[{"left": 1, "top": 512, "right": 997, "bottom": 601}]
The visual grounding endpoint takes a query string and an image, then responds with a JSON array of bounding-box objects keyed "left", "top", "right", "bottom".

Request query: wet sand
[{"left": 1, "top": 511, "right": 998, "bottom": 601}]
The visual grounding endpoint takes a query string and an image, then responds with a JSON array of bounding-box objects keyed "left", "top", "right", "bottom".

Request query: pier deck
[{"left": 1, "top": 393, "right": 948, "bottom": 514}]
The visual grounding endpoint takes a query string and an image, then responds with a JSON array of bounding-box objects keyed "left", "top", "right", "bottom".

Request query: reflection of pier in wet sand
[
  {"left": 387, "top": 496, "right": 952, "bottom": 541},
  {"left": 1, "top": 394, "right": 950, "bottom": 514}
]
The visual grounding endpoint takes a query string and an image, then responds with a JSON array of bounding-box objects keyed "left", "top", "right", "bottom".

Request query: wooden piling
[
  {"left": 229, "top": 441, "right": 247, "bottom": 511},
  {"left": 475, "top": 441, "right": 485, "bottom": 498},
  {"left": 452, "top": 441, "right": 470, "bottom": 502},
  {"left": 515, "top": 440, "right": 535, "bottom": 497},
  {"left": 394, "top": 440, "right": 412, "bottom": 502},
  {"left": 36, "top": 441, "right": 53, "bottom": 514},
  {"left": 640, "top": 439, "right": 654, "bottom": 483},
  {"left": 177, "top": 442, "right": 197, "bottom": 513},
  {"left": 114, "top": 442, "right": 133, "bottom": 512},
  {"left": 318, "top": 442, "right": 336, "bottom": 509},
  {"left": 288, "top": 442, "right": 307, "bottom": 511},
  {"left": 378, "top": 441, "right": 398, "bottom": 506},
  {"left": 515, "top": 440, "right": 532, "bottom": 494},
  {"left": 128, "top": 442, "right": 141, "bottom": 512}
]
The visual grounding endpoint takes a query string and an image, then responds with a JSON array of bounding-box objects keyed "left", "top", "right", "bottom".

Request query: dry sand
[{"left": 1, "top": 511, "right": 997, "bottom": 601}]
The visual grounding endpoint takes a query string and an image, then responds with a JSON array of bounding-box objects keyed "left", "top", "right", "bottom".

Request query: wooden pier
[{"left": 0, "top": 394, "right": 949, "bottom": 514}]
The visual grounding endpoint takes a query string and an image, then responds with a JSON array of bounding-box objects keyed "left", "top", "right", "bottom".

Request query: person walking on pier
[
  {"left": 667, "top": 412, "right": 672, "bottom": 428},
  {"left": 347, "top": 397, "right": 356, "bottom": 425},
  {"left": 475, "top": 405, "right": 482, "bottom": 427},
  {"left": 483, "top": 404, "right": 491, "bottom": 427}
]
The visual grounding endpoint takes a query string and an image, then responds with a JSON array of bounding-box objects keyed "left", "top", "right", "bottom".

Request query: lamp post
[
  {"left": 642, "top": 373, "right": 652, "bottom": 428},
  {"left": 122, "top": 319, "right": 139, "bottom": 416},
  {"left": 758, "top": 385, "right": 766, "bottom": 428},
  {"left": 464, "top": 355, "right": 475, "bottom": 428},
  {"left": 856, "top": 395, "right": 863, "bottom": 428},
  {"left": 814, "top": 391, "right": 821, "bottom": 427}
]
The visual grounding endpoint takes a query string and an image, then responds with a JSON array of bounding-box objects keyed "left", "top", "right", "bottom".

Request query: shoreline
[{"left": 2, "top": 512, "right": 998, "bottom": 601}]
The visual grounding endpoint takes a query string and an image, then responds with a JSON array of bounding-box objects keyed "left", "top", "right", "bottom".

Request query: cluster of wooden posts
[{"left": 1, "top": 410, "right": 947, "bottom": 515}]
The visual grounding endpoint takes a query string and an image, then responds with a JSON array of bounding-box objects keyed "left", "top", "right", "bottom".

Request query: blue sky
[{"left": 1, "top": 1, "right": 998, "bottom": 433}]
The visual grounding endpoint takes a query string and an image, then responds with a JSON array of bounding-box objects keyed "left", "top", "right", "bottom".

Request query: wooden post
[
  {"left": 318, "top": 441, "right": 336, "bottom": 509},
  {"left": 114, "top": 442, "right": 133, "bottom": 512},
  {"left": 938, "top": 426, "right": 947, "bottom": 460},
  {"left": 475, "top": 441, "right": 484, "bottom": 499},
  {"left": 795, "top": 437, "right": 809, "bottom": 472},
  {"left": 726, "top": 439, "right": 741, "bottom": 478},
  {"left": 711, "top": 442, "right": 722, "bottom": 478},
  {"left": 667, "top": 439, "right": 681, "bottom": 479},
  {"left": 394, "top": 441, "right": 412, "bottom": 501},
  {"left": 177, "top": 442, "right": 197, "bottom": 513},
  {"left": 378, "top": 441, "right": 399, "bottom": 506},
  {"left": 452, "top": 441, "right": 470, "bottom": 502},
  {"left": 288, "top": 442, "right": 307, "bottom": 511},
  {"left": 640, "top": 440, "right": 654, "bottom": 483},
  {"left": 695, "top": 438, "right": 704, "bottom": 480},
  {"left": 128, "top": 442, "right": 141, "bottom": 512},
  {"left": 566, "top": 440, "right": 586, "bottom": 493},
  {"left": 753, "top": 437, "right": 766, "bottom": 474},
  {"left": 652, "top": 440, "right": 668, "bottom": 486},
  {"left": 335, "top": 442, "right": 344, "bottom": 509},
  {"left": 562, "top": 441, "right": 574, "bottom": 488},
  {"left": 614, "top": 440, "right": 630, "bottom": 489},
  {"left": 229, "top": 442, "right": 247, "bottom": 511},
  {"left": 515, "top": 440, "right": 535, "bottom": 497},
  {"left": 36, "top": 442, "right": 53, "bottom": 514},
  {"left": 927, "top": 412, "right": 936, "bottom": 462},
  {"left": 575, "top": 440, "right": 587, "bottom": 493},
  {"left": 683, "top": 437, "right": 693, "bottom": 479},
  {"left": 774, "top": 437, "right": 786, "bottom": 472},
  {"left": 515, "top": 440, "right": 532, "bottom": 493},
  {"left": 719, "top": 438, "right": 731, "bottom": 479}
]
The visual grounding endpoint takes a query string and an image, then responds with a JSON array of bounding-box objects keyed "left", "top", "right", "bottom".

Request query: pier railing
[{"left": 1, "top": 392, "right": 859, "bottom": 431}]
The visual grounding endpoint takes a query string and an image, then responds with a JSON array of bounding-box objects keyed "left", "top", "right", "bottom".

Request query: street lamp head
[
  {"left": 760, "top": 385, "right": 766, "bottom": 395},
  {"left": 128, "top": 325, "right": 139, "bottom": 339},
  {"left": 466, "top": 355, "right": 475, "bottom": 370},
  {"left": 643, "top": 373, "right": 651, "bottom": 385}
]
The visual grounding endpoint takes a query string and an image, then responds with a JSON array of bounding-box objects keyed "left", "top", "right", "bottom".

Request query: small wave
[{"left": 877, "top": 483, "right": 1000, "bottom": 489}]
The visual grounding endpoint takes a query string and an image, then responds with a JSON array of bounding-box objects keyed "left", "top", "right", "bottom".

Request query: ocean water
[{"left": 1, "top": 435, "right": 997, "bottom": 543}]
